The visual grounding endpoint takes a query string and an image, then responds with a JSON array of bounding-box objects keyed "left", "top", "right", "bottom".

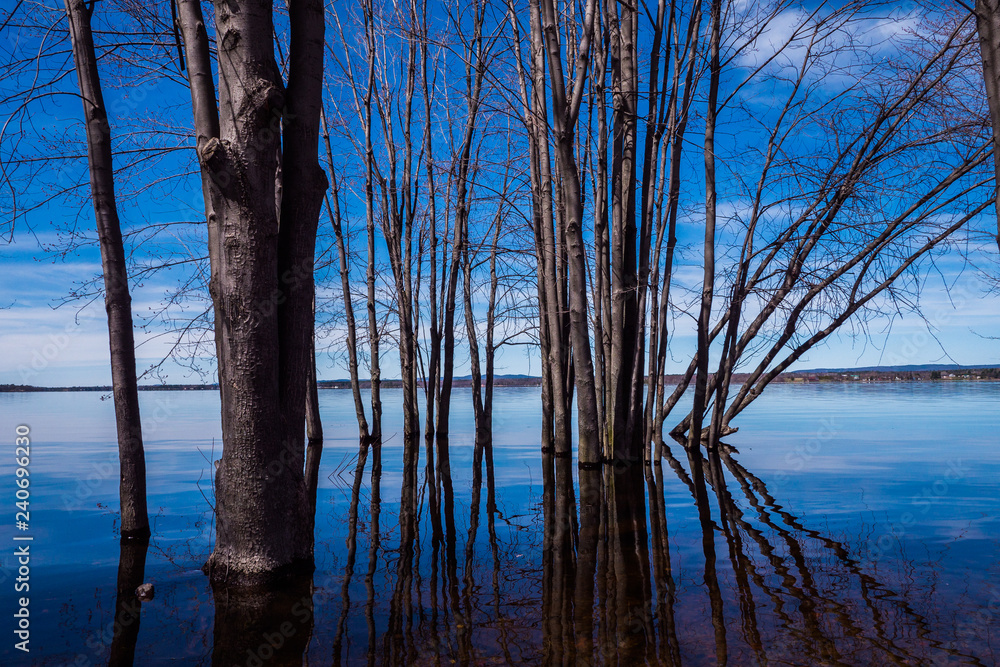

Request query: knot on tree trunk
[
  {"left": 221, "top": 28, "right": 240, "bottom": 52},
  {"left": 199, "top": 138, "right": 238, "bottom": 194},
  {"left": 199, "top": 137, "right": 223, "bottom": 167}
]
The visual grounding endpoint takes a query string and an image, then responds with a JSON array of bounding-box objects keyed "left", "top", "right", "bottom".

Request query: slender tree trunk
[
  {"left": 591, "top": 15, "right": 611, "bottom": 457},
  {"left": 607, "top": 0, "right": 641, "bottom": 463},
  {"left": 304, "top": 320, "right": 323, "bottom": 522},
  {"left": 420, "top": 4, "right": 442, "bottom": 489},
  {"left": 321, "top": 114, "right": 370, "bottom": 444},
  {"left": 690, "top": 0, "right": 721, "bottom": 452},
  {"left": 537, "top": 0, "right": 602, "bottom": 466},
  {"left": 358, "top": 0, "right": 383, "bottom": 457},
  {"left": 463, "top": 246, "right": 486, "bottom": 447},
  {"left": 976, "top": 0, "right": 1000, "bottom": 252},
  {"left": 65, "top": 0, "right": 149, "bottom": 540},
  {"left": 483, "top": 174, "right": 505, "bottom": 447},
  {"left": 520, "top": 0, "right": 573, "bottom": 457},
  {"left": 437, "top": 0, "right": 487, "bottom": 466}
]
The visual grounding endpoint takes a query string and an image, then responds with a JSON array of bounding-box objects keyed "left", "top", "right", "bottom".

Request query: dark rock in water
[{"left": 136, "top": 583, "right": 155, "bottom": 601}]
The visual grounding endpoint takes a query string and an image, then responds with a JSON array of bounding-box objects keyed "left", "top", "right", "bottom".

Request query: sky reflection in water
[{"left": 0, "top": 382, "right": 997, "bottom": 665}]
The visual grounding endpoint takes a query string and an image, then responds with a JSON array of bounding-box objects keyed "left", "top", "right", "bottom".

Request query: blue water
[{"left": 0, "top": 382, "right": 997, "bottom": 665}]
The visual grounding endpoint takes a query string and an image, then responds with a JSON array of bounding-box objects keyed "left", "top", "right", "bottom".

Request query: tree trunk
[
  {"left": 65, "top": 0, "right": 149, "bottom": 540},
  {"left": 304, "top": 320, "right": 323, "bottom": 523},
  {"left": 177, "top": 0, "right": 327, "bottom": 585},
  {"left": 321, "top": 114, "right": 370, "bottom": 445},
  {"left": 607, "top": 0, "right": 641, "bottom": 463},
  {"left": 689, "top": 0, "right": 721, "bottom": 451},
  {"left": 976, "top": 0, "right": 1000, "bottom": 252},
  {"left": 519, "top": 0, "right": 573, "bottom": 458},
  {"left": 536, "top": 0, "right": 602, "bottom": 466}
]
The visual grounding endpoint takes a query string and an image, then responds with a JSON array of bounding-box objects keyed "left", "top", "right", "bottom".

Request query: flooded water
[{"left": 1, "top": 382, "right": 998, "bottom": 665}]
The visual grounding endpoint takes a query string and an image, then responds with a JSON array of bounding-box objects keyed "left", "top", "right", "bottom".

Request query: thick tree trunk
[
  {"left": 65, "top": 0, "right": 149, "bottom": 540},
  {"left": 178, "top": 0, "right": 327, "bottom": 585},
  {"left": 203, "top": 0, "right": 300, "bottom": 579}
]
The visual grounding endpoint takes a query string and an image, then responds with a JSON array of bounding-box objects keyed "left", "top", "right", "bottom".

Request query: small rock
[{"left": 135, "top": 583, "right": 155, "bottom": 601}]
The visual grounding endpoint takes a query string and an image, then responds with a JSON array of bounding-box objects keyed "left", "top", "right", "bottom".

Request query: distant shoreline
[{"left": 3, "top": 366, "right": 997, "bottom": 392}]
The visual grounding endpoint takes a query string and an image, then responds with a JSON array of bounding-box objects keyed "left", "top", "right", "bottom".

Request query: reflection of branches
[{"left": 712, "top": 449, "right": 987, "bottom": 665}]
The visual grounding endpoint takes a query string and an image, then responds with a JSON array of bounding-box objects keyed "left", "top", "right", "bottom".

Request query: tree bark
[{"left": 177, "top": 0, "right": 327, "bottom": 585}]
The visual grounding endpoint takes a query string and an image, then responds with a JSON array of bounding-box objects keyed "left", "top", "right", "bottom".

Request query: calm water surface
[{"left": 0, "top": 382, "right": 998, "bottom": 665}]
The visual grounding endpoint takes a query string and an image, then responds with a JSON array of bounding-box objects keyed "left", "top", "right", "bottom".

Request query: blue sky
[
  {"left": 3, "top": 215, "right": 997, "bottom": 387},
  {"left": 2, "top": 0, "right": 999, "bottom": 387}
]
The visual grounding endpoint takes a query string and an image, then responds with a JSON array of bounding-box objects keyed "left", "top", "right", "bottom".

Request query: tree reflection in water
[
  {"left": 111, "top": 434, "right": 991, "bottom": 666},
  {"left": 107, "top": 538, "right": 148, "bottom": 667}
]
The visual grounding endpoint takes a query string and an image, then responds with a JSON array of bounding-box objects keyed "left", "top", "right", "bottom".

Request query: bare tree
[
  {"left": 65, "top": 0, "right": 149, "bottom": 540},
  {"left": 534, "top": 0, "right": 602, "bottom": 466},
  {"left": 690, "top": 0, "right": 723, "bottom": 451}
]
